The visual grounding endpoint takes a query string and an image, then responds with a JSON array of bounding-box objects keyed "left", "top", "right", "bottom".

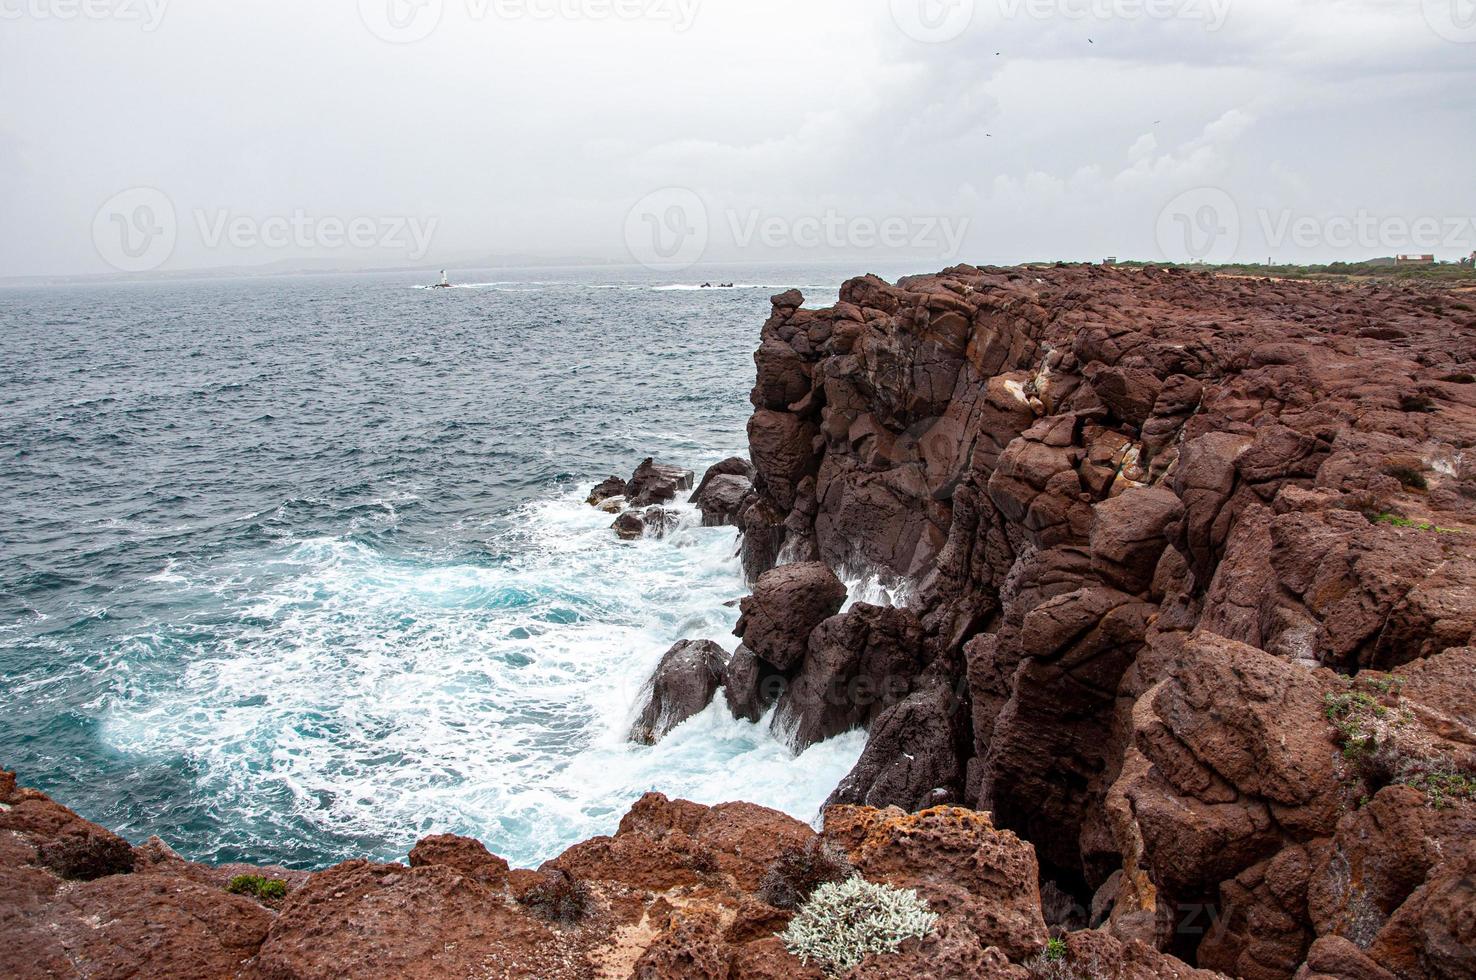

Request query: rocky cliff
[
  {"left": 5, "top": 265, "right": 1475, "bottom": 979},
  {"left": 719, "top": 264, "right": 1476, "bottom": 978}
]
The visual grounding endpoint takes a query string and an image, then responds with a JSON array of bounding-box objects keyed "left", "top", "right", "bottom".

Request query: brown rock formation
[{"left": 730, "top": 265, "right": 1476, "bottom": 977}]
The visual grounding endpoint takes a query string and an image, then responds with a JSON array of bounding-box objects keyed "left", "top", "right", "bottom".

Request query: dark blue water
[{"left": 0, "top": 265, "right": 891, "bottom": 870}]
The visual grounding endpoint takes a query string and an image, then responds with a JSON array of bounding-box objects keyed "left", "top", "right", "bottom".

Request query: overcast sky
[{"left": 2, "top": 0, "right": 1474, "bottom": 277}]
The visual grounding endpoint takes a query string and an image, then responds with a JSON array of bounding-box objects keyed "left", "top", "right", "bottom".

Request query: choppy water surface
[{"left": 0, "top": 265, "right": 890, "bottom": 869}]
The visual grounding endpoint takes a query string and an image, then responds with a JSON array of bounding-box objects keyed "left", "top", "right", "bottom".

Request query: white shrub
[{"left": 780, "top": 876, "right": 938, "bottom": 975}]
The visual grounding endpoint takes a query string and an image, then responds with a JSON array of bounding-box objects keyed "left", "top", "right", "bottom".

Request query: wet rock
[
  {"left": 691, "top": 474, "right": 752, "bottom": 527},
  {"left": 625, "top": 457, "right": 695, "bottom": 508},
  {"left": 734, "top": 561, "right": 847, "bottom": 672},
  {"left": 642, "top": 506, "right": 677, "bottom": 539},
  {"left": 722, "top": 643, "right": 787, "bottom": 723},
  {"left": 826, "top": 683, "right": 962, "bottom": 812},
  {"left": 629, "top": 639, "right": 729, "bottom": 745},
  {"left": 612, "top": 511, "right": 645, "bottom": 540},
  {"left": 587, "top": 475, "right": 626, "bottom": 506},
  {"left": 771, "top": 604, "right": 925, "bottom": 750}
]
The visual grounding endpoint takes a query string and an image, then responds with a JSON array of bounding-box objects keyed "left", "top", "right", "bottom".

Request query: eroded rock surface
[{"left": 730, "top": 265, "right": 1476, "bottom": 977}]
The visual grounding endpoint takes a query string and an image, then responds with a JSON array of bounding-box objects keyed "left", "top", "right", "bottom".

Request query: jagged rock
[
  {"left": 771, "top": 603, "right": 925, "bottom": 750},
  {"left": 613, "top": 511, "right": 645, "bottom": 540},
  {"left": 625, "top": 457, "right": 695, "bottom": 507},
  {"left": 629, "top": 640, "right": 728, "bottom": 745},
  {"left": 408, "top": 834, "right": 510, "bottom": 890},
  {"left": 823, "top": 805, "right": 1047, "bottom": 960},
  {"left": 587, "top": 475, "right": 626, "bottom": 506},
  {"left": 722, "top": 643, "right": 787, "bottom": 723},
  {"left": 734, "top": 562, "right": 847, "bottom": 672},
  {"left": 737, "top": 493, "right": 787, "bottom": 583},
  {"left": 691, "top": 473, "right": 752, "bottom": 527},
  {"left": 826, "top": 683, "right": 962, "bottom": 812},
  {"left": 642, "top": 506, "right": 677, "bottom": 539}
]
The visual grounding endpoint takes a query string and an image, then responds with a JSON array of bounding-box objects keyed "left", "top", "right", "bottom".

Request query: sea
[{"left": 0, "top": 262, "right": 921, "bottom": 871}]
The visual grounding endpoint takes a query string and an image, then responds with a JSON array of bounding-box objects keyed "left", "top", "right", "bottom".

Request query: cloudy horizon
[{"left": 3, "top": 0, "right": 1475, "bottom": 279}]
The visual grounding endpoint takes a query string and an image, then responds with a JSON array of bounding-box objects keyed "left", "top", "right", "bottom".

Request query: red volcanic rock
[
  {"left": 408, "top": 833, "right": 510, "bottom": 890},
  {"left": 10, "top": 265, "right": 1476, "bottom": 979},
  {"left": 253, "top": 860, "right": 567, "bottom": 980},
  {"left": 823, "top": 805, "right": 1048, "bottom": 959},
  {"left": 734, "top": 561, "right": 847, "bottom": 672},
  {"left": 1, "top": 872, "right": 273, "bottom": 979}
]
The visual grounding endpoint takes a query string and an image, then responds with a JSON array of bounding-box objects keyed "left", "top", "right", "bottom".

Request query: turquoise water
[{"left": 0, "top": 265, "right": 887, "bottom": 869}]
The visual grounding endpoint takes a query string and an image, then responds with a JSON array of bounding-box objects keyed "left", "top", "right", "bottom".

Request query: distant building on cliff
[
  {"left": 1102, "top": 257, "right": 1118, "bottom": 266},
  {"left": 1395, "top": 254, "right": 1436, "bottom": 266}
]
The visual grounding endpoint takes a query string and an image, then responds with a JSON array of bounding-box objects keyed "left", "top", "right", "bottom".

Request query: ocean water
[{"left": 0, "top": 263, "right": 913, "bottom": 870}]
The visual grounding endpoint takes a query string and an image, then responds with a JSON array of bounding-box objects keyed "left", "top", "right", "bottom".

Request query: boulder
[
  {"left": 734, "top": 562, "right": 847, "bottom": 672},
  {"left": 629, "top": 640, "right": 729, "bottom": 745},
  {"left": 826, "top": 684, "right": 962, "bottom": 812},
  {"left": 625, "top": 458, "right": 695, "bottom": 508},
  {"left": 823, "top": 805, "right": 1048, "bottom": 960},
  {"left": 722, "top": 643, "right": 788, "bottom": 723},
  {"left": 771, "top": 604, "right": 925, "bottom": 750},
  {"left": 692, "top": 474, "right": 752, "bottom": 527},
  {"left": 407, "top": 834, "right": 510, "bottom": 890},
  {"left": 613, "top": 511, "right": 645, "bottom": 540},
  {"left": 587, "top": 475, "right": 626, "bottom": 506}
]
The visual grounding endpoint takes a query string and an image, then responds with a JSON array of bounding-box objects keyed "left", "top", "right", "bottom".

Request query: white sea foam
[{"left": 98, "top": 488, "right": 865, "bottom": 867}]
